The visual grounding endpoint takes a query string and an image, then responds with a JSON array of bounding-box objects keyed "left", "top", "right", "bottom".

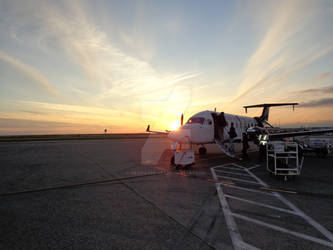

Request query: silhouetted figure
[
  {"left": 259, "top": 143, "right": 266, "bottom": 162},
  {"left": 228, "top": 122, "right": 237, "bottom": 153},
  {"left": 241, "top": 132, "right": 249, "bottom": 160},
  {"left": 217, "top": 112, "right": 227, "bottom": 140}
]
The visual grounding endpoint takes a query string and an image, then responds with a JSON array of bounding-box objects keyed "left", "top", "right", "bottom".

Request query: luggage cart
[
  {"left": 171, "top": 137, "right": 195, "bottom": 169},
  {"left": 266, "top": 141, "right": 304, "bottom": 181}
]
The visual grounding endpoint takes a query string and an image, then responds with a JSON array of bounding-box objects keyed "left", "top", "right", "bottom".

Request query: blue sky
[{"left": 0, "top": 0, "right": 333, "bottom": 134}]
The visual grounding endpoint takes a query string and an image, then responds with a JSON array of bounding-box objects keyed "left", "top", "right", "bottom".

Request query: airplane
[{"left": 146, "top": 103, "right": 333, "bottom": 159}]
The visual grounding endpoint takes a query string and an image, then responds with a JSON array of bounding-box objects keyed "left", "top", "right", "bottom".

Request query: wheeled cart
[
  {"left": 171, "top": 138, "right": 195, "bottom": 168},
  {"left": 266, "top": 141, "right": 304, "bottom": 180}
]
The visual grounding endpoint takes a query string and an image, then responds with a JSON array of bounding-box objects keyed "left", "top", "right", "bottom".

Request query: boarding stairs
[{"left": 215, "top": 139, "right": 236, "bottom": 158}]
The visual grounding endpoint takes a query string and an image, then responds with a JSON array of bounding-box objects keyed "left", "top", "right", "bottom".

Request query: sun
[{"left": 170, "top": 120, "right": 181, "bottom": 131}]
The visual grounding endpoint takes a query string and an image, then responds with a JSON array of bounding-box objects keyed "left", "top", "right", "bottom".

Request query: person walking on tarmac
[
  {"left": 241, "top": 132, "right": 249, "bottom": 160},
  {"left": 259, "top": 141, "right": 266, "bottom": 162},
  {"left": 228, "top": 122, "right": 237, "bottom": 153}
]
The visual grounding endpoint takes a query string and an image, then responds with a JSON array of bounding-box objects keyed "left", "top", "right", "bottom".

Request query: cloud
[
  {"left": 296, "top": 85, "right": 333, "bottom": 94},
  {"left": 27, "top": 1, "right": 196, "bottom": 97},
  {"left": 320, "top": 72, "right": 332, "bottom": 79},
  {"left": 18, "top": 110, "right": 45, "bottom": 115},
  {"left": 1, "top": 1, "right": 197, "bottom": 98},
  {"left": 0, "top": 0, "right": 199, "bottom": 130},
  {"left": 0, "top": 118, "right": 123, "bottom": 135},
  {"left": 231, "top": 0, "right": 333, "bottom": 103},
  {"left": 0, "top": 50, "right": 57, "bottom": 97},
  {"left": 301, "top": 98, "right": 333, "bottom": 107}
]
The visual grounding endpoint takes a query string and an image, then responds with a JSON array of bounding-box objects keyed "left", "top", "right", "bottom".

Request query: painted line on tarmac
[
  {"left": 215, "top": 175, "right": 261, "bottom": 185},
  {"left": 247, "top": 164, "right": 261, "bottom": 170},
  {"left": 0, "top": 172, "right": 167, "bottom": 198},
  {"left": 212, "top": 163, "right": 333, "bottom": 248},
  {"left": 224, "top": 194, "right": 298, "bottom": 215},
  {"left": 211, "top": 168, "right": 257, "bottom": 250},
  {"left": 243, "top": 162, "right": 333, "bottom": 242},
  {"left": 260, "top": 187, "right": 298, "bottom": 195},
  {"left": 214, "top": 169, "right": 253, "bottom": 177},
  {"left": 232, "top": 212, "right": 333, "bottom": 249},
  {"left": 221, "top": 183, "right": 275, "bottom": 196}
]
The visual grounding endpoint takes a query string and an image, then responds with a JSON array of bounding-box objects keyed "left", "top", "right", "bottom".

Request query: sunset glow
[
  {"left": 0, "top": 0, "right": 332, "bottom": 135},
  {"left": 170, "top": 120, "right": 181, "bottom": 131}
]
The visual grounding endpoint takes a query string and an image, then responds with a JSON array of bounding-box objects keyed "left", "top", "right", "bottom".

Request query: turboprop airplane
[{"left": 146, "top": 103, "right": 333, "bottom": 158}]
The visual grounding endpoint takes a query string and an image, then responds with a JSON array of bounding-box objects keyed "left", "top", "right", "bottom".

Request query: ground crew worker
[
  {"left": 228, "top": 122, "right": 237, "bottom": 153},
  {"left": 259, "top": 141, "right": 266, "bottom": 162},
  {"left": 241, "top": 132, "right": 249, "bottom": 160}
]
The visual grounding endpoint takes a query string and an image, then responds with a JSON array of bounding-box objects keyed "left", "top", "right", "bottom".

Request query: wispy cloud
[
  {"left": 231, "top": 0, "right": 333, "bottom": 103},
  {"left": 0, "top": 100, "right": 144, "bottom": 132},
  {"left": 0, "top": 50, "right": 57, "bottom": 97},
  {"left": 320, "top": 72, "right": 332, "bottom": 79},
  {"left": 27, "top": 1, "right": 196, "bottom": 98},
  {"left": 301, "top": 98, "right": 333, "bottom": 108},
  {"left": 0, "top": 0, "right": 198, "bottom": 131},
  {"left": 296, "top": 85, "right": 333, "bottom": 94}
]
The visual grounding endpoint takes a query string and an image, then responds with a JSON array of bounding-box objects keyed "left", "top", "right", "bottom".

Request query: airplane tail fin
[{"left": 244, "top": 103, "right": 298, "bottom": 124}]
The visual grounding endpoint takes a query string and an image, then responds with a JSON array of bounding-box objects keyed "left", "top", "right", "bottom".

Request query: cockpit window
[{"left": 187, "top": 117, "right": 205, "bottom": 125}]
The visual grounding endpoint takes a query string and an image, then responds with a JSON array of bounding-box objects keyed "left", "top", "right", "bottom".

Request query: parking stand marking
[{"left": 211, "top": 163, "right": 333, "bottom": 249}]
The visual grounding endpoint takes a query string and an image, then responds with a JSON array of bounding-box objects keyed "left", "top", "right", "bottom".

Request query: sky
[{"left": 0, "top": 0, "right": 333, "bottom": 135}]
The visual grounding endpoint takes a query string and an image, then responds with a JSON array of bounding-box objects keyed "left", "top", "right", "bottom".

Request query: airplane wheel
[{"left": 199, "top": 147, "right": 207, "bottom": 155}]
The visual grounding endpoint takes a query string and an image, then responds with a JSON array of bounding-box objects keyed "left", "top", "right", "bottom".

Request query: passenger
[
  {"left": 241, "top": 132, "right": 249, "bottom": 160},
  {"left": 217, "top": 112, "right": 227, "bottom": 140},
  {"left": 228, "top": 122, "right": 237, "bottom": 153}
]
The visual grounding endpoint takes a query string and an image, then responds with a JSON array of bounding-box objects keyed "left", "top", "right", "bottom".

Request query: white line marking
[
  {"left": 237, "top": 164, "right": 333, "bottom": 243},
  {"left": 216, "top": 184, "right": 245, "bottom": 250},
  {"left": 243, "top": 167, "right": 268, "bottom": 186},
  {"left": 212, "top": 163, "right": 333, "bottom": 248},
  {"left": 224, "top": 194, "right": 298, "bottom": 215},
  {"left": 247, "top": 165, "right": 261, "bottom": 170},
  {"left": 214, "top": 165, "right": 246, "bottom": 171},
  {"left": 275, "top": 193, "right": 333, "bottom": 243},
  {"left": 216, "top": 175, "right": 261, "bottom": 185},
  {"left": 239, "top": 242, "right": 261, "bottom": 250},
  {"left": 211, "top": 169, "right": 257, "bottom": 250},
  {"left": 214, "top": 170, "right": 253, "bottom": 177},
  {"left": 221, "top": 184, "right": 275, "bottom": 196},
  {"left": 232, "top": 212, "right": 333, "bottom": 248}
]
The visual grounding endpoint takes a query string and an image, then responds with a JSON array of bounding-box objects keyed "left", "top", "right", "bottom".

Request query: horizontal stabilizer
[
  {"left": 243, "top": 103, "right": 298, "bottom": 113},
  {"left": 243, "top": 103, "right": 298, "bottom": 124}
]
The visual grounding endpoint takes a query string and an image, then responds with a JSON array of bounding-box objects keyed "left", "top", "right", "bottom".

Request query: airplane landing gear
[{"left": 199, "top": 146, "right": 207, "bottom": 155}]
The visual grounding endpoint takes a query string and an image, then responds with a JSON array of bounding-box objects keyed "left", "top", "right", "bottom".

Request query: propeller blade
[{"left": 181, "top": 114, "right": 184, "bottom": 126}]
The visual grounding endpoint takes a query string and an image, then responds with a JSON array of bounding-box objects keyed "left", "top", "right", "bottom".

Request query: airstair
[{"left": 215, "top": 139, "right": 236, "bottom": 158}]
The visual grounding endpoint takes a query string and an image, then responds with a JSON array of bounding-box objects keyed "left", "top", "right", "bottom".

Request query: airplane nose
[{"left": 168, "top": 128, "right": 191, "bottom": 143}]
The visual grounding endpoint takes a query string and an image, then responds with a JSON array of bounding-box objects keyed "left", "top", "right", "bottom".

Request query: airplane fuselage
[{"left": 168, "top": 110, "right": 258, "bottom": 145}]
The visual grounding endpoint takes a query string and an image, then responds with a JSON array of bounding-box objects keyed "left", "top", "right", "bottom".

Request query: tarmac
[{"left": 0, "top": 136, "right": 332, "bottom": 249}]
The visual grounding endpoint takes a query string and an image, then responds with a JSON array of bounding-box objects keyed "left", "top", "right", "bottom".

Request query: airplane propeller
[{"left": 181, "top": 113, "right": 184, "bottom": 126}]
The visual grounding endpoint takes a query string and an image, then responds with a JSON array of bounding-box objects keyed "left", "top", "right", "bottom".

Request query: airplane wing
[
  {"left": 268, "top": 128, "right": 333, "bottom": 139},
  {"left": 146, "top": 125, "right": 169, "bottom": 135}
]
